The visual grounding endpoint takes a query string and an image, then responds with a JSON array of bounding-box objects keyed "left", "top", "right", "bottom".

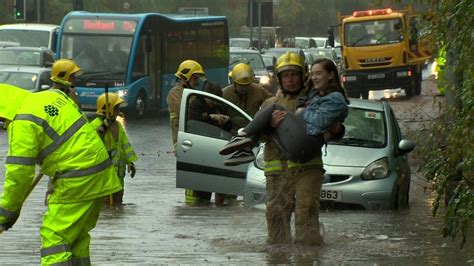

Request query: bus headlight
[{"left": 117, "top": 89, "right": 129, "bottom": 98}]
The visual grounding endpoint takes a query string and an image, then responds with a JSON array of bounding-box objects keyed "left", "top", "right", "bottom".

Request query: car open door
[{"left": 176, "top": 89, "right": 253, "bottom": 196}]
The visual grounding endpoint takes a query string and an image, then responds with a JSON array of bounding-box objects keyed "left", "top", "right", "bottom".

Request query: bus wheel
[{"left": 135, "top": 92, "right": 146, "bottom": 119}]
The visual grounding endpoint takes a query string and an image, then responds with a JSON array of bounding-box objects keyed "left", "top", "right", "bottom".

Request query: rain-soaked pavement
[{"left": 1, "top": 70, "right": 473, "bottom": 264}]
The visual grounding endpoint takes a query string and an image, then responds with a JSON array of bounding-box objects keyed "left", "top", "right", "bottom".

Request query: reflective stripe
[
  {"left": 125, "top": 151, "right": 136, "bottom": 160},
  {"left": 56, "top": 159, "right": 112, "bottom": 179},
  {"left": 0, "top": 207, "right": 18, "bottom": 220},
  {"left": 5, "top": 156, "right": 37, "bottom": 165},
  {"left": 72, "top": 256, "right": 91, "bottom": 266},
  {"left": 14, "top": 114, "right": 59, "bottom": 140},
  {"left": 38, "top": 117, "right": 88, "bottom": 161},
  {"left": 288, "top": 157, "right": 323, "bottom": 169},
  {"left": 50, "top": 260, "right": 73, "bottom": 266},
  {"left": 264, "top": 160, "right": 284, "bottom": 172},
  {"left": 41, "top": 243, "right": 71, "bottom": 257},
  {"left": 169, "top": 112, "right": 177, "bottom": 120}
]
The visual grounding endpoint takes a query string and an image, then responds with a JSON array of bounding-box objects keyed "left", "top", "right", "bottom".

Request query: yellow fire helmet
[
  {"left": 50, "top": 59, "right": 83, "bottom": 87},
  {"left": 96, "top": 92, "right": 128, "bottom": 116},
  {"left": 230, "top": 63, "right": 254, "bottom": 85},
  {"left": 174, "top": 60, "right": 205, "bottom": 81},
  {"left": 275, "top": 51, "right": 305, "bottom": 80}
]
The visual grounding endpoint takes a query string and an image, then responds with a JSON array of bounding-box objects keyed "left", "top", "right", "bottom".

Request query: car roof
[
  {"left": 0, "top": 65, "right": 51, "bottom": 73},
  {"left": 348, "top": 98, "right": 385, "bottom": 112},
  {"left": 0, "top": 24, "right": 59, "bottom": 31},
  {"left": 230, "top": 48, "right": 260, "bottom": 54},
  {"left": 0, "top": 46, "right": 51, "bottom": 51}
]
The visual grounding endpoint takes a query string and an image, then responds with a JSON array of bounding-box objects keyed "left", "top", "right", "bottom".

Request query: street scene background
[{"left": 1, "top": 68, "right": 473, "bottom": 265}]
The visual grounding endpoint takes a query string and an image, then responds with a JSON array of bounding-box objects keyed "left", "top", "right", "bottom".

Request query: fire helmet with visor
[
  {"left": 175, "top": 60, "right": 206, "bottom": 81},
  {"left": 96, "top": 92, "right": 127, "bottom": 117},
  {"left": 50, "top": 59, "right": 83, "bottom": 87},
  {"left": 230, "top": 63, "right": 254, "bottom": 85}
]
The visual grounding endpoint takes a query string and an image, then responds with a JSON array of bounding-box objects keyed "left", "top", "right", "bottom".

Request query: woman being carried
[{"left": 220, "top": 58, "right": 349, "bottom": 166}]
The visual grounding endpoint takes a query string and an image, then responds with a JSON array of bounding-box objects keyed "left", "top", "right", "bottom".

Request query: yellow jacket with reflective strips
[
  {"left": 166, "top": 83, "right": 185, "bottom": 150},
  {"left": 261, "top": 88, "right": 322, "bottom": 175},
  {"left": 0, "top": 89, "right": 122, "bottom": 221},
  {"left": 91, "top": 117, "right": 138, "bottom": 178}
]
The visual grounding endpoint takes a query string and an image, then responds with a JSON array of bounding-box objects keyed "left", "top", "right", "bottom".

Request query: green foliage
[{"left": 415, "top": 0, "right": 474, "bottom": 249}]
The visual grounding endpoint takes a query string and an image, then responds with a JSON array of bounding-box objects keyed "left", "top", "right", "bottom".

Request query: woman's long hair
[{"left": 305, "top": 58, "right": 350, "bottom": 104}]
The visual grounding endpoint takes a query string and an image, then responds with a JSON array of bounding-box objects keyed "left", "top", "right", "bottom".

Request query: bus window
[{"left": 132, "top": 34, "right": 147, "bottom": 81}]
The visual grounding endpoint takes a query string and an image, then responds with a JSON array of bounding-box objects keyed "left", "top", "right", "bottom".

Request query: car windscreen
[
  {"left": 332, "top": 107, "right": 387, "bottom": 148},
  {"left": 344, "top": 18, "right": 403, "bottom": 47},
  {"left": 0, "top": 29, "right": 50, "bottom": 47},
  {"left": 229, "top": 52, "right": 266, "bottom": 71},
  {"left": 0, "top": 71, "right": 37, "bottom": 91},
  {"left": 0, "top": 50, "right": 41, "bottom": 66}
]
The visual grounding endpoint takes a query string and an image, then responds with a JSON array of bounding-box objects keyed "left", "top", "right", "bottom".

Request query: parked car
[
  {"left": 0, "top": 23, "right": 60, "bottom": 53},
  {"left": 245, "top": 98, "right": 416, "bottom": 210},
  {"left": 230, "top": 38, "right": 253, "bottom": 49},
  {"left": 0, "top": 66, "right": 52, "bottom": 92},
  {"left": 263, "top": 47, "right": 304, "bottom": 61},
  {"left": 229, "top": 48, "right": 275, "bottom": 92},
  {"left": 312, "top": 36, "right": 329, "bottom": 48},
  {"left": 0, "top": 46, "right": 55, "bottom": 68},
  {"left": 304, "top": 47, "right": 342, "bottom": 71},
  {"left": 295, "top": 37, "right": 318, "bottom": 49}
]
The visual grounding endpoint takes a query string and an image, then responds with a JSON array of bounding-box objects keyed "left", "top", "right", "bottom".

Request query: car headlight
[
  {"left": 259, "top": 75, "right": 271, "bottom": 85},
  {"left": 117, "top": 89, "right": 129, "bottom": 98},
  {"left": 361, "top": 157, "right": 390, "bottom": 180},
  {"left": 254, "top": 146, "right": 265, "bottom": 170}
]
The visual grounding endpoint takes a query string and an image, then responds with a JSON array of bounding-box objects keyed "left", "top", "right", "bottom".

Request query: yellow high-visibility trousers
[{"left": 40, "top": 198, "right": 102, "bottom": 265}]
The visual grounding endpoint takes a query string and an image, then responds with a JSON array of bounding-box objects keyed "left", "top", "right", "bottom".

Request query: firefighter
[
  {"left": 91, "top": 93, "right": 138, "bottom": 207},
  {"left": 223, "top": 63, "right": 272, "bottom": 121},
  {"left": 50, "top": 58, "right": 83, "bottom": 106},
  {"left": 264, "top": 52, "right": 332, "bottom": 245},
  {"left": 0, "top": 83, "right": 122, "bottom": 265},
  {"left": 219, "top": 63, "right": 273, "bottom": 205},
  {"left": 166, "top": 59, "right": 212, "bottom": 205}
]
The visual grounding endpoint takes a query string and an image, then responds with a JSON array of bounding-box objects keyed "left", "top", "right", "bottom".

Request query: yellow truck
[{"left": 330, "top": 7, "right": 432, "bottom": 98}]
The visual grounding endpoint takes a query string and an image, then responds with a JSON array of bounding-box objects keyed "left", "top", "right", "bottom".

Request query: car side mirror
[
  {"left": 266, "top": 65, "right": 274, "bottom": 72},
  {"left": 397, "top": 139, "right": 415, "bottom": 155}
]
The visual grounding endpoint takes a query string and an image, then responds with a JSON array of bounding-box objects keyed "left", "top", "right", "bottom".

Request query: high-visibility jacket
[
  {"left": 0, "top": 87, "right": 122, "bottom": 221},
  {"left": 166, "top": 83, "right": 185, "bottom": 150},
  {"left": 90, "top": 117, "right": 138, "bottom": 179}
]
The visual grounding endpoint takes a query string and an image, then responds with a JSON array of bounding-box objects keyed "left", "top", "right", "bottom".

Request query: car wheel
[
  {"left": 361, "top": 90, "right": 369, "bottom": 99},
  {"left": 414, "top": 73, "right": 422, "bottom": 96},
  {"left": 396, "top": 177, "right": 410, "bottom": 209},
  {"left": 135, "top": 91, "right": 147, "bottom": 119}
]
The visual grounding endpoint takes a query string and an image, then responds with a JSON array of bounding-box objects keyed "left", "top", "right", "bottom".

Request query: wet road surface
[{"left": 1, "top": 77, "right": 473, "bottom": 264}]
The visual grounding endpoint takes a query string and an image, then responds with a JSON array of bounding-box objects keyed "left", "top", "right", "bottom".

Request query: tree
[{"left": 415, "top": 0, "right": 473, "bottom": 249}]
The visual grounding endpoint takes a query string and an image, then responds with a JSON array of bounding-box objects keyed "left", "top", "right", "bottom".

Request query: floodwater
[{"left": 1, "top": 76, "right": 473, "bottom": 264}]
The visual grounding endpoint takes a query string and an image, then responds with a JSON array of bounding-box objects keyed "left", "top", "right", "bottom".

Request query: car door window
[{"left": 185, "top": 94, "right": 241, "bottom": 141}]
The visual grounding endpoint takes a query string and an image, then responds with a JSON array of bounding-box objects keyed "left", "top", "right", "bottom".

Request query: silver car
[
  {"left": 175, "top": 91, "right": 415, "bottom": 210},
  {"left": 245, "top": 98, "right": 416, "bottom": 210},
  {"left": 0, "top": 66, "right": 52, "bottom": 92}
]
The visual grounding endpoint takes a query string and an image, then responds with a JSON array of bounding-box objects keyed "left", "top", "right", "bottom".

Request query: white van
[{"left": 0, "top": 23, "right": 59, "bottom": 53}]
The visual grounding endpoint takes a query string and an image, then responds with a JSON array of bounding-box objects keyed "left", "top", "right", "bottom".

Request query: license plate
[
  {"left": 368, "top": 73, "right": 385, "bottom": 79},
  {"left": 320, "top": 189, "right": 342, "bottom": 201}
]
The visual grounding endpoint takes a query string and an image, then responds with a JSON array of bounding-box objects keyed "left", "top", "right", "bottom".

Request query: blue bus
[{"left": 57, "top": 12, "right": 229, "bottom": 118}]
